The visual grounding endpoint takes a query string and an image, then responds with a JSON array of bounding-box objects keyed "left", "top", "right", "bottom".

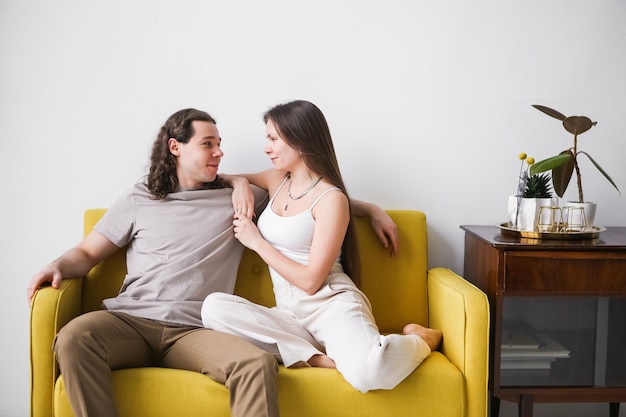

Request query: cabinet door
[{"left": 501, "top": 297, "right": 626, "bottom": 387}]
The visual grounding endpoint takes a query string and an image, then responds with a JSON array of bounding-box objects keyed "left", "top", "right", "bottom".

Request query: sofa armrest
[
  {"left": 427, "top": 267, "right": 490, "bottom": 417},
  {"left": 30, "top": 278, "right": 83, "bottom": 417}
]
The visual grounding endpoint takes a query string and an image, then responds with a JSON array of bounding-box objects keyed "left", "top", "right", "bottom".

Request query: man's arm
[
  {"left": 351, "top": 199, "right": 399, "bottom": 256},
  {"left": 27, "top": 230, "right": 119, "bottom": 306}
]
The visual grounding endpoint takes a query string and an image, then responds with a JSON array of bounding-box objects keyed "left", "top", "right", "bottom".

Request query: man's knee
[
  {"left": 53, "top": 311, "right": 118, "bottom": 365},
  {"left": 228, "top": 348, "right": 278, "bottom": 387},
  {"left": 257, "top": 350, "right": 279, "bottom": 375},
  {"left": 54, "top": 313, "right": 93, "bottom": 360},
  {"left": 238, "top": 348, "right": 277, "bottom": 372}
]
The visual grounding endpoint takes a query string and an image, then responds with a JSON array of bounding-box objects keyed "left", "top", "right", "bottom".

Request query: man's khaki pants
[{"left": 54, "top": 310, "right": 279, "bottom": 417}]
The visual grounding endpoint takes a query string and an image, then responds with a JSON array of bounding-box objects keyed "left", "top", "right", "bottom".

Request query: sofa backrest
[{"left": 82, "top": 209, "right": 429, "bottom": 334}]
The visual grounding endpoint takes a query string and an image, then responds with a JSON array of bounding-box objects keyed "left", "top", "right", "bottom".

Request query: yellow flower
[
  {"left": 514, "top": 152, "right": 552, "bottom": 199},
  {"left": 515, "top": 152, "right": 536, "bottom": 196}
]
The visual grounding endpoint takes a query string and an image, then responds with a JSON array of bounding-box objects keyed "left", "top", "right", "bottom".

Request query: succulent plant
[{"left": 522, "top": 172, "right": 553, "bottom": 198}]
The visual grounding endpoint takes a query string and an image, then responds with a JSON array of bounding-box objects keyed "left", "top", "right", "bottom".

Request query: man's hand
[
  {"left": 26, "top": 231, "right": 119, "bottom": 307},
  {"left": 27, "top": 264, "right": 62, "bottom": 306}
]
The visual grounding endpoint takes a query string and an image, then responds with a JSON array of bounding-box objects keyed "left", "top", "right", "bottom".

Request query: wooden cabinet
[{"left": 460, "top": 225, "right": 626, "bottom": 417}]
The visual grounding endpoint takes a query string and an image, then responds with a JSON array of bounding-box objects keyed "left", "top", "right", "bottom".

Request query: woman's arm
[
  {"left": 351, "top": 199, "right": 398, "bottom": 256},
  {"left": 223, "top": 170, "right": 396, "bottom": 253},
  {"left": 221, "top": 170, "right": 280, "bottom": 219},
  {"left": 233, "top": 190, "right": 349, "bottom": 295}
]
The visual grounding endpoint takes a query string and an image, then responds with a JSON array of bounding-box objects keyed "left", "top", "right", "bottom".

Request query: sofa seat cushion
[
  {"left": 54, "top": 352, "right": 464, "bottom": 417},
  {"left": 277, "top": 352, "right": 465, "bottom": 417},
  {"left": 55, "top": 368, "right": 232, "bottom": 417}
]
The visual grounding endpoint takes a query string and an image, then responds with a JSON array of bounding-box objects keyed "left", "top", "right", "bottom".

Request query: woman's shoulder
[
  {"left": 311, "top": 181, "right": 347, "bottom": 208},
  {"left": 265, "top": 170, "right": 289, "bottom": 195},
  {"left": 316, "top": 179, "right": 343, "bottom": 195}
]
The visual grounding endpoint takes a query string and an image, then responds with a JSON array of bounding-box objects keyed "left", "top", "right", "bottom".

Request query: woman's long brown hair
[{"left": 264, "top": 100, "right": 361, "bottom": 287}]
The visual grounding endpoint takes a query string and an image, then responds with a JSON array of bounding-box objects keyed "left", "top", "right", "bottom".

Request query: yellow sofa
[{"left": 30, "top": 209, "right": 489, "bottom": 417}]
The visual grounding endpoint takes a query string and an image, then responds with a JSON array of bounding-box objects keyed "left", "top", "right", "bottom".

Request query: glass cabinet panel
[{"left": 501, "top": 297, "right": 626, "bottom": 387}]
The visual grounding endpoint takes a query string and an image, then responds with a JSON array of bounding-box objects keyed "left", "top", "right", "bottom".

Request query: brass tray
[{"left": 499, "top": 223, "right": 606, "bottom": 240}]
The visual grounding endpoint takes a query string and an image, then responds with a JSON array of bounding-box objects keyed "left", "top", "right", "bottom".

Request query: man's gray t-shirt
[{"left": 94, "top": 183, "right": 268, "bottom": 327}]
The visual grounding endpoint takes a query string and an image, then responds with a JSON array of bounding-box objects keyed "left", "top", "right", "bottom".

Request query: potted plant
[
  {"left": 529, "top": 105, "right": 620, "bottom": 227},
  {"left": 508, "top": 153, "right": 555, "bottom": 231}
]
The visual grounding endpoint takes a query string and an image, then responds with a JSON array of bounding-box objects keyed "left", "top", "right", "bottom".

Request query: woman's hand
[
  {"left": 369, "top": 209, "right": 399, "bottom": 256},
  {"left": 229, "top": 176, "right": 255, "bottom": 219},
  {"left": 233, "top": 213, "right": 263, "bottom": 250},
  {"left": 350, "top": 199, "right": 399, "bottom": 256}
]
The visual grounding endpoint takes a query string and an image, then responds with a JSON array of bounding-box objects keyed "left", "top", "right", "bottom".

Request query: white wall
[{"left": 2, "top": 1, "right": 625, "bottom": 416}]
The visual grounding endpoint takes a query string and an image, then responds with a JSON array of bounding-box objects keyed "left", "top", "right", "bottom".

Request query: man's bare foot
[
  {"left": 307, "top": 354, "right": 336, "bottom": 368},
  {"left": 403, "top": 323, "right": 443, "bottom": 351}
]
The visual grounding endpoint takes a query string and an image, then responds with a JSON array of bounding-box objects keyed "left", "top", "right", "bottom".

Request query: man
[{"left": 26, "top": 108, "right": 398, "bottom": 417}]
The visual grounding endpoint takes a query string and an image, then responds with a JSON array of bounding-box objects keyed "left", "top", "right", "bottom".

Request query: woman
[{"left": 201, "top": 100, "right": 442, "bottom": 392}]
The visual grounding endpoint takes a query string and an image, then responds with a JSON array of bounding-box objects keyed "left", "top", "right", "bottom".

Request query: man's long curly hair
[{"left": 146, "top": 108, "right": 222, "bottom": 199}]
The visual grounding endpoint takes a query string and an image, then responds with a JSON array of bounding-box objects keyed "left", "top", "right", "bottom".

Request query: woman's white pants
[{"left": 201, "top": 273, "right": 431, "bottom": 393}]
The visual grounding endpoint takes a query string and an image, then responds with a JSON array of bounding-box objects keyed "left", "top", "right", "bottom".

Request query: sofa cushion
[
  {"left": 55, "top": 368, "right": 231, "bottom": 417},
  {"left": 277, "top": 352, "right": 465, "bottom": 417},
  {"left": 54, "top": 352, "right": 464, "bottom": 417}
]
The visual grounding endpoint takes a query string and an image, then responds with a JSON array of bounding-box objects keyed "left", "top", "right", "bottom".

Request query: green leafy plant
[{"left": 529, "top": 104, "right": 620, "bottom": 203}]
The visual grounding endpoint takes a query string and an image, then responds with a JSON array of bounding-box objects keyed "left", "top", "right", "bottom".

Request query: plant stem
[
  {"left": 575, "top": 160, "right": 584, "bottom": 202},
  {"left": 574, "top": 133, "right": 584, "bottom": 203},
  {"left": 515, "top": 160, "right": 524, "bottom": 227}
]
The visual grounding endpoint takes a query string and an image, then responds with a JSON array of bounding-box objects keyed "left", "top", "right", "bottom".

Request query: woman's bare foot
[
  {"left": 307, "top": 354, "right": 336, "bottom": 368},
  {"left": 403, "top": 323, "right": 443, "bottom": 351}
]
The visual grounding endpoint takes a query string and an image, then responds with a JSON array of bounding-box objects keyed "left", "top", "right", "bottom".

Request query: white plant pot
[
  {"left": 507, "top": 196, "right": 557, "bottom": 231},
  {"left": 563, "top": 201, "right": 597, "bottom": 231}
]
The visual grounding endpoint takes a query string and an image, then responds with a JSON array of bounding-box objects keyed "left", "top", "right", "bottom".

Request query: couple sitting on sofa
[{"left": 26, "top": 101, "right": 441, "bottom": 417}]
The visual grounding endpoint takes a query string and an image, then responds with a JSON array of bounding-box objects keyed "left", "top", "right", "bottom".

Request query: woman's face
[{"left": 264, "top": 119, "right": 301, "bottom": 171}]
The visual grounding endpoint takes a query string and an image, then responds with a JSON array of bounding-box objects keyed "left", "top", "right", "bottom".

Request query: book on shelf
[
  {"left": 501, "top": 332, "right": 570, "bottom": 361},
  {"left": 501, "top": 358, "right": 555, "bottom": 370},
  {"left": 502, "top": 327, "right": 542, "bottom": 349}
]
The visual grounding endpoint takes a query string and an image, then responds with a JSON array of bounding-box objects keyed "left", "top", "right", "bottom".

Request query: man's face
[{"left": 169, "top": 120, "right": 223, "bottom": 189}]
